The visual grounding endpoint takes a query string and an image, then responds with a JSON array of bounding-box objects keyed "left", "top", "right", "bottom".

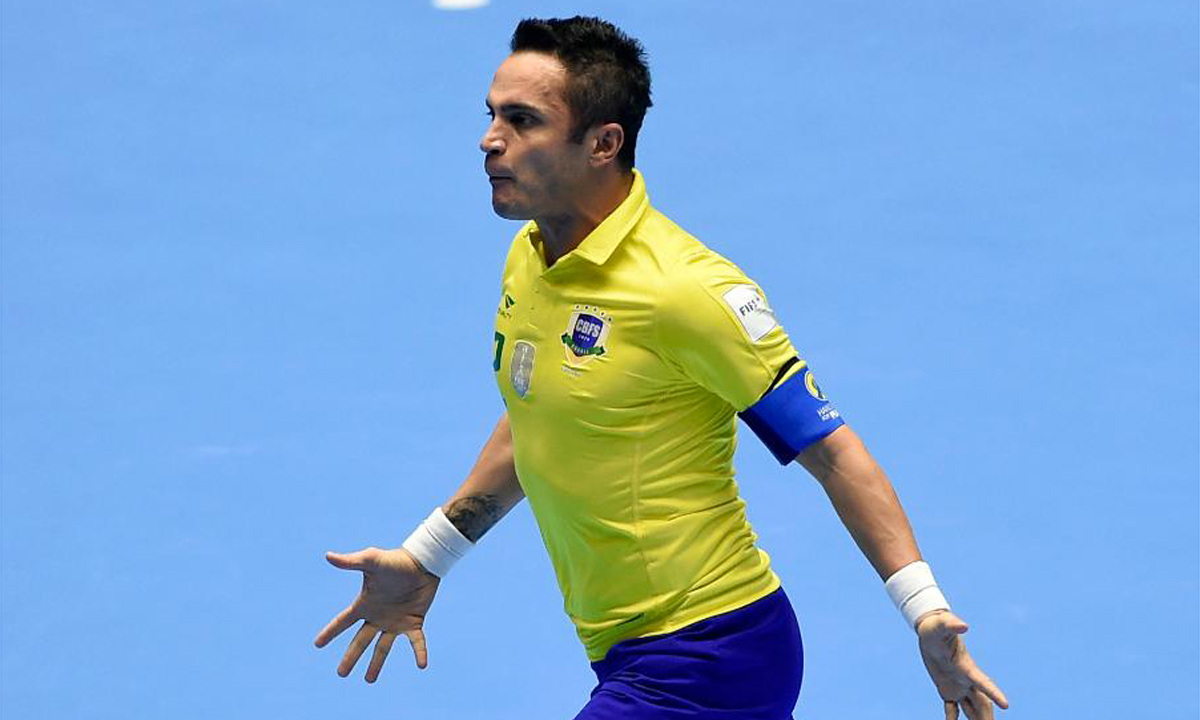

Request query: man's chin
[{"left": 491, "top": 200, "right": 532, "bottom": 221}]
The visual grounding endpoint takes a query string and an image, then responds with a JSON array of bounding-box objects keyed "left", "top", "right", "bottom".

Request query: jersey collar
[{"left": 527, "top": 168, "right": 650, "bottom": 270}]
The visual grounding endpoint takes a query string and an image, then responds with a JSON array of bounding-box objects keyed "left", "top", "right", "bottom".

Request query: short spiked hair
[{"left": 510, "top": 16, "right": 653, "bottom": 172}]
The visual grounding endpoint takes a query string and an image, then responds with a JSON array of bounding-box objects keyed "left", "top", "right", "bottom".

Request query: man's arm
[
  {"left": 439, "top": 413, "right": 525, "bottom": 542},
  {"left": 795, "top": 424, "right": 921, "bottom": 580},
  {"left": 796, "top": 424, "right": 1009, "bottom": 720}
]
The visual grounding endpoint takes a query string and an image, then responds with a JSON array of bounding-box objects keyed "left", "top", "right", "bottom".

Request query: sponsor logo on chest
[{"left": 496, "top": 291, "right": 516, "bottom": 319}]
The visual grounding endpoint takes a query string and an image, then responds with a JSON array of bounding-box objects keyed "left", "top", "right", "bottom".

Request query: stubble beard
[{"left": 491, "top": 188, "right": 533, "bottom": 221}]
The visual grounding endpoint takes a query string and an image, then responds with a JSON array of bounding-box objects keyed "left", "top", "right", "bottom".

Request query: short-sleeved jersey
[{"left": 493, "top": 170, "right": 814, "bottom": 662}]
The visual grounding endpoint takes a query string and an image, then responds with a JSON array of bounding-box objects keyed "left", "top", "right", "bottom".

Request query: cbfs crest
[{"left": 560, "top": 304, "right": 612, "bottom": 366}]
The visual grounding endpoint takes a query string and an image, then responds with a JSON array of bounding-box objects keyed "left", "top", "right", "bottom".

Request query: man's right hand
[{"left": 314, "top": 547, "right": 441, "bottom": 682}]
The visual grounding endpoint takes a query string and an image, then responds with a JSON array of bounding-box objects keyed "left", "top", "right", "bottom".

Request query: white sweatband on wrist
[
  {"left": 884, "top": 560, "right": 951, "bottom": 630},
  {"left": 401, "top": 507, "right": 475, "bottom": 578}
]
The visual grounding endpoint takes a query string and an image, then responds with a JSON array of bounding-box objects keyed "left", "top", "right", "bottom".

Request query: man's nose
[{"left": 479, "top": 126, "right": 505, "bottom": 155}]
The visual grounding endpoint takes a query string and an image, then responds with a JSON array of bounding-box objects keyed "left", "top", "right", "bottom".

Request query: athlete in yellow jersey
[
  {"left": 316, "top": 16, "right": 1009, "bottom": 720},
  {"left": 494, "top": 167, "right": 825, "bottom": 662}
]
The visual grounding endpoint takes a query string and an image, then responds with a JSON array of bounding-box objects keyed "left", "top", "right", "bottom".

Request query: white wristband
[
  {"left": 884, "top": 560, "right": 951, "bottom": 630},
  {"left": 401, "top": 507, "right": 475, "bottom": 578}
]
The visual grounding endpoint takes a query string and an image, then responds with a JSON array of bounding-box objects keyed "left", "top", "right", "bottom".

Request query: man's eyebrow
[{"left": 484, "top": 100, "right": 544, "bottom": 115}]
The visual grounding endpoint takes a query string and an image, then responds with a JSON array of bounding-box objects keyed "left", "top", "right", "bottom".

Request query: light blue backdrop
[{"left": 2, "top": 1, "right": 1196, "bottom": 718}]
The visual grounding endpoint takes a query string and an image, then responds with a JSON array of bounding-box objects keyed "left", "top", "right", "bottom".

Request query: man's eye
[{"left": 483, "top": 111, "right": 534, "bottom": 127}]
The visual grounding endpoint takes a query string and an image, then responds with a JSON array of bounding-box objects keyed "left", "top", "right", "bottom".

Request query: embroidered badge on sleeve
[{"left": 722, "top": 285, "right": 778, "bottom": 342}]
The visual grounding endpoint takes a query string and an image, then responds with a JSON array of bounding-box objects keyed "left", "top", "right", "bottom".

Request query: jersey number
[{"left": 493, "top": 331, "right": 505, "bottom": 371}]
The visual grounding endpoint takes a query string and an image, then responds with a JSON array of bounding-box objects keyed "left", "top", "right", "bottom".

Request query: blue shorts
[{"left": 572, "top": 587, "right": 804, "bottom": 720}]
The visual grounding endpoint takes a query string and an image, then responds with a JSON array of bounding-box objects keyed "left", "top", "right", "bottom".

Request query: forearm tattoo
[{"left": 445, "top": 494, "right": 504, "bottom": 543}]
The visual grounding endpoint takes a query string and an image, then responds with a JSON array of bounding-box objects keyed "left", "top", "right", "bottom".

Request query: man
[{"left": 315, "top": 16, "right": 1009, "bottom": 720}]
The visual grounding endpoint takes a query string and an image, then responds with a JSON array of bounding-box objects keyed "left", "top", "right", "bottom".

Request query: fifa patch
[
  {"left": 510, "top": 340, "right": 536, "bottom": 398},
  {"left": 722, "top": 285, "right": 778, "bottom": 342},
  {"left": 561, "top": 305, "right": 611, "bottom": 365}
]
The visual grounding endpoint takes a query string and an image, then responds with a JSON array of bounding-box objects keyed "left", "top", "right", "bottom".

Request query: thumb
[
  {"left": 934, "top": 612, "right": 969, "bottom": 635},
  {"left": 325, "top": 548, "right": 378, "bottom": 571}
]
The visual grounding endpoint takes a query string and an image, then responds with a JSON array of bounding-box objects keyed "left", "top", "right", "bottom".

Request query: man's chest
[{"left": 492, "top": 270, "right": 677, "bottom": 416}]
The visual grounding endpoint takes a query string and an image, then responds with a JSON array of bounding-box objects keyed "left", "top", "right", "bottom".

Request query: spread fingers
[
  {"left": 406, "top": 629, "right": 429, "bottom": 669},
  {"left": 365, "top": 632, "right": 397, "bottom": 683},
  {"left": 337, "top": 622, "right": 378, "bottom": 677}
]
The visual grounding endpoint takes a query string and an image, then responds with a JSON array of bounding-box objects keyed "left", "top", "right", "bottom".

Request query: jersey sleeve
[
  {"left": 658, "top": 250, "right": 798, "bottom": 409},
  {"left": 658, "top": 249, "right": 844, "bottom": 463}
]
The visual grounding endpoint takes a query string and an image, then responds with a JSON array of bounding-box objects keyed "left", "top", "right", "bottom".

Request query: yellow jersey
[{"left": 492, "top": 169, "right": 837, "bottom": 661}]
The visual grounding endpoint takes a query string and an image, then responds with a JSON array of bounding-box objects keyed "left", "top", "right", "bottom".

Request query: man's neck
[{"left": 536, "top": 172, "right": 634, "bottom": 267}]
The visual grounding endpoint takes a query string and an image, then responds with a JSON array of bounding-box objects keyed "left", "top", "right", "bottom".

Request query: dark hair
[{"left": 510, "top": 16, "right": 652, "bottom": 172}]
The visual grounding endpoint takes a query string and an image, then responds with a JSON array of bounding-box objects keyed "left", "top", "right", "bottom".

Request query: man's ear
[{"left": 588, "top": 122, "right": 625, "bottom": 167}]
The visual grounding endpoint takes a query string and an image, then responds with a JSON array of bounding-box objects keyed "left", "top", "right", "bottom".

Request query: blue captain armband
[{"left": 738, "top": 364, "right": 845, "bottom": 464}]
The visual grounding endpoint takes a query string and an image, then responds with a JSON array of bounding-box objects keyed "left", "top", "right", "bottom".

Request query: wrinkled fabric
[{"left": 572, "top": 587, "right": 803, "bottom": 720}]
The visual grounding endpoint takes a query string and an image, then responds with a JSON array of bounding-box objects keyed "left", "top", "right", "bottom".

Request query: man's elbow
[{"left": 794, "top": 424, "right": 857, "bottom": 482}]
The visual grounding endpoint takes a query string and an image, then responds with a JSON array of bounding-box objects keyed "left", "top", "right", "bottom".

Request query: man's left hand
[{"left": 916, "top": 610, "right": 1009, "bottom": 720}]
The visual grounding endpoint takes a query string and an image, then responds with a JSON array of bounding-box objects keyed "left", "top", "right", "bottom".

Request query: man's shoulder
[
  {"left": 633, "top": 205, "right": 720, "bottom": 271},
  {"left": 635, "top": 209, "right": 751, "bottom": 288},
  {"left": 623, "top": 213, "right": 747, "bottom": 336}
]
